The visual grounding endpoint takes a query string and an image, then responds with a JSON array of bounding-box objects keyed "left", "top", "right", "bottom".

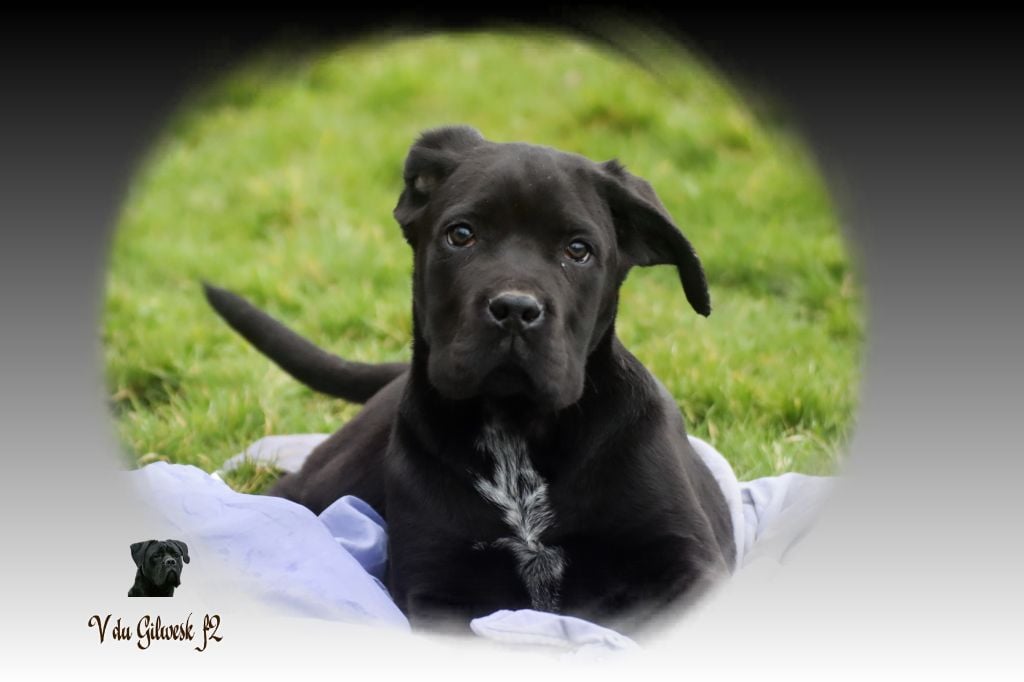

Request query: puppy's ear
[
  {"left": 393, "top": 125, "right": 485, "bottom": 244},
  {"left": 599, "top": 160, "right": 711, "bottom": 317},
  {"left": 168, "top": 540, "right": 190, "bottom": 564},
  {"left": 130, "top": 541, "right": 152, "bottom": 569}
]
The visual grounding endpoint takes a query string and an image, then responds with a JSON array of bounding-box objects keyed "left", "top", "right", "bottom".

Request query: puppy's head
[
  {"left": 131, "top": 539, "right": 190, "bottom": 588},
  {"left": 395, "top": 126, "right": 709, "bottom": 411}
]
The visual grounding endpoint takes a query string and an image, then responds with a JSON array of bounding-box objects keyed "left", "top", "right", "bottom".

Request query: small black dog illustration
[{"left": 128, "top": 539, "right": 190, "bottom": 597}]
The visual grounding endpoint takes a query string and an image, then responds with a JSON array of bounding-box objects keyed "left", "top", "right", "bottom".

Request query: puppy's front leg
[
  {"left": 403, "top": 593, "right": 482, "bottom": 634},
  {"left": 611, "top": 558, "right": 731, "bottom": 636}
]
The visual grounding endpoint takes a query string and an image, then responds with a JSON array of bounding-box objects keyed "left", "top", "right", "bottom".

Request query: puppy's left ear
[
  {"left": 393, "top": 125, "right": 486, "bottom": 245},
  {"left": 168, "top": 540, "right": 190, "bottom": 564},
  {"left": 130, "top": 541, "right": 152, "bottom": 568},
  {"left": 599, "top": 160, "right": 711, "bottom": 316}
]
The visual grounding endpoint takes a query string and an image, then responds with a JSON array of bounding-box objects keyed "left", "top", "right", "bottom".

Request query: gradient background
[{"left": 1, "top": 9, "right": 1021, "bottom": 678}]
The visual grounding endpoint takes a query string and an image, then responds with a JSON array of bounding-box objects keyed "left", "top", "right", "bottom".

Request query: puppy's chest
[{"left": 471, "top": 423, "right": 566, "bottom": 612}]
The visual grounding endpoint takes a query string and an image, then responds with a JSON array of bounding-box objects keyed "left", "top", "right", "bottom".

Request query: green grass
[{"left": 102, "top": 31, "right": 864, "bottom": 490}]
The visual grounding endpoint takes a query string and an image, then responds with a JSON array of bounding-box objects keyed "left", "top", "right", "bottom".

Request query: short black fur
[{"left": 205, "top": 126, "right": 734, "bottom": 636}]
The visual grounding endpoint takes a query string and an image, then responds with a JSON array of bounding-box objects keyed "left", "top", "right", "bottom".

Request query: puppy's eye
[
  {"left": 445, "top": 224, "right": 476, "bottom": 248},
  {"left": 564, "top": 240, "right": 592, "bottom": 264}
]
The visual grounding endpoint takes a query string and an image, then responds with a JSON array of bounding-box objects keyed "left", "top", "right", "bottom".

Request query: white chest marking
[{"left": 473, "top": 423, "right": 566, "bottom": 612}]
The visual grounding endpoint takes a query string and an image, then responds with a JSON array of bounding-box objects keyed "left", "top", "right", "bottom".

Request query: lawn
[{"left": 102, "top": 30, "right": 864, "bottom": 490}]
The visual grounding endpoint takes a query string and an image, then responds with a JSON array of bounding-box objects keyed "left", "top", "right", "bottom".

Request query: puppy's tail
[{"left": 202, "top": 282, "right": 408, "bottom": 404}]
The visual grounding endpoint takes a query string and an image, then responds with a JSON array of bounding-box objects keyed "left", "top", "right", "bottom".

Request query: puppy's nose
[
  {"left": 164, "top": 557, "right": 178, "bottom": 567},
  {"left": 487, "top": 292, "right": 544, "bottom": 332}
]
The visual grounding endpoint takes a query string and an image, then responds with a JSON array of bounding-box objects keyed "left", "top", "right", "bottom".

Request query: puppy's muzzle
[{"left": 487, "top": 292, "right": 545, "bottom": 334}]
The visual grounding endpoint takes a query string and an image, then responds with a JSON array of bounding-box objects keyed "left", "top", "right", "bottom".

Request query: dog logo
[{"left": 128, "top": 539, "right": 190, "bottom": 597}]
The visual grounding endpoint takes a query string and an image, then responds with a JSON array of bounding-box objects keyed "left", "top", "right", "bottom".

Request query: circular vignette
[{"left": 101, "top": 26, "right": 865, "bottom": 637}]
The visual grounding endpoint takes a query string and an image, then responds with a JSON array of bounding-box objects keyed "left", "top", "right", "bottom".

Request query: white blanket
[{"left": 114, "top": 432, "right": 842, "bottom": 660}]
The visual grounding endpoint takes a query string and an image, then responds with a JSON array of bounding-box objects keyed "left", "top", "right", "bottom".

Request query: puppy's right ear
[
  {"left": 598, "top": 159, "right": 711, "bottom": 317},
  {"left": 130, "top": 541, "right": 151, "bottom": 569},
  {"left": 393, "top": 125, "right": 485, "bottom": 245}
]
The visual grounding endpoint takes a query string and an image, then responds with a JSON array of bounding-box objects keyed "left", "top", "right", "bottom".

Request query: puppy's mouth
[
  {"left": 429, "top": 329, "right": 571, "bottom": 408},
  {"left": 479, "top": 336, "right": 541, "bottom": 396}
]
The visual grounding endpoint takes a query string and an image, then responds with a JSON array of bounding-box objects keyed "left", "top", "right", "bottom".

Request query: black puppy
[
  {"left": 205, "top": 126, "right": 734, "bottom": 634},
  {"left": 128, "top": 539, "right": 190, "bottom": 597}
]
